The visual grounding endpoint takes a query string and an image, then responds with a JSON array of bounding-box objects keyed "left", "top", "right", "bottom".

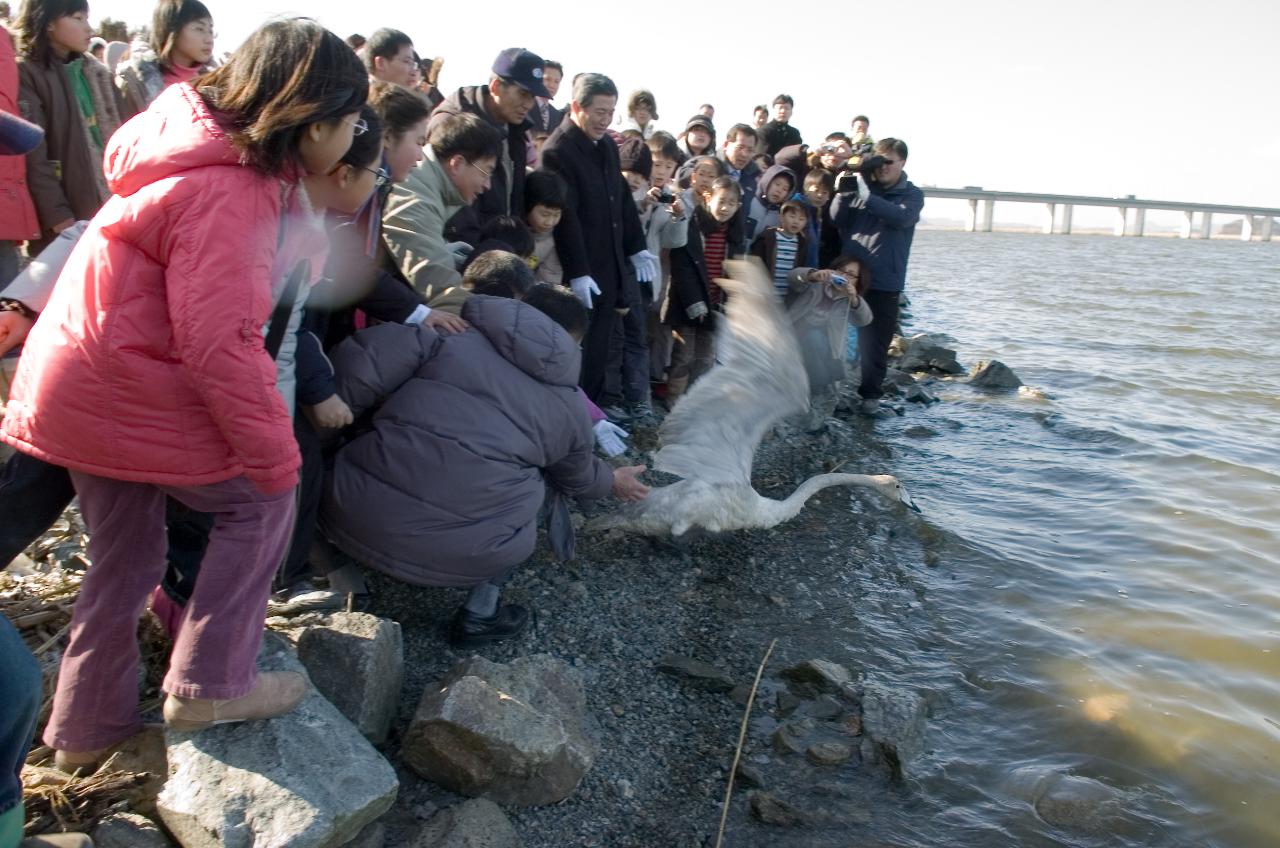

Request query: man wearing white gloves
[{"left": 539, "top": 73, "right": 648, "bottom": 402}]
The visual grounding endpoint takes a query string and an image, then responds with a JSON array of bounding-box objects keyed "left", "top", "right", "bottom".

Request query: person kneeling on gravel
[{"left": 318, "top": 285, "right": 649, "bottom": 647}]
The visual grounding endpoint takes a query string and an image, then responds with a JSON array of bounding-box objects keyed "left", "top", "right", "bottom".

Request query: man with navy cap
[{"left": 429, "top": 47, "right": 549, "bottom": 247}]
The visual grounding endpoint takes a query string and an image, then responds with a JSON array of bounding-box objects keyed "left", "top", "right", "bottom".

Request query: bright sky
[{"left": 95, "top": 0, "right": 1280, "bottom": 223}]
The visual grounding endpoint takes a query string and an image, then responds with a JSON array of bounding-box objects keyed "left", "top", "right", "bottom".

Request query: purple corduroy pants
[{"left": 43, "top": 472, "right": 294, "bottom": 752}]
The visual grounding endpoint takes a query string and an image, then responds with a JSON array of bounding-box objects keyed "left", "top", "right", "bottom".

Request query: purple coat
[{"left": 320, "top": 295, "right": 613, "bottom": 586}]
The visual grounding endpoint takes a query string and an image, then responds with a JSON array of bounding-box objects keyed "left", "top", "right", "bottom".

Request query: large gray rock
[
  {"left": 297, "top": 612, "right": 403, "bottom": 744},
  {"left": 414, "top": 799, "right": 519, "bottom": 848},
  {"left": 401, "top": 654, "right": 596, "bottom": 806},
  {"left": 156, "top": 634, "right": 399, "bottom": 848},
  {"left": 857, "top": 682, "right": 928, "bottom": 777},
  {"left": 896, "top": 334, "right": 965, "bottom": 375},
  {"left": 969, "top": 359, "right": 1023, "bottom": 389},
  {"left": 91, "top": 812, "right": 175, "bottom": 848}
]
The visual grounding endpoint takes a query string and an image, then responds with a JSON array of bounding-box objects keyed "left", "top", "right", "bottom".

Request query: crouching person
[
  {"left": 319, "top": 285, "right": 649, "bottom": 647},
  {"left": 786, "top": 254, "right": 874, "bottom": 430}
]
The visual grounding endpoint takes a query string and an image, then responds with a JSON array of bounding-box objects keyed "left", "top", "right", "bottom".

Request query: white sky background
[{"left": 94, "top": 0, "right": 1280, "bottom": 226}]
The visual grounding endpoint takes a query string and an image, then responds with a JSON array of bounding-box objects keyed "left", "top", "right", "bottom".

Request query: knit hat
[
  {"left": 0, "top": 110, "right": 44, "bottom": 156},
  {"left": 618, "top": 137, "right": 652, "bottom": 180},
  {"left": 685, "top": 114, "right": 714, "bottom": 134}
]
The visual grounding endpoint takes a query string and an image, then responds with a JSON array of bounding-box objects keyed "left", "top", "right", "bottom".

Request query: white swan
[{"left": 589, "top": 259, "right": 920, "bottom": 538}]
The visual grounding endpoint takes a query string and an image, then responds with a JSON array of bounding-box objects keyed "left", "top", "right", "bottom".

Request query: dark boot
[{"left": 448, "top": 604, "right": 530, "bottom": 648}]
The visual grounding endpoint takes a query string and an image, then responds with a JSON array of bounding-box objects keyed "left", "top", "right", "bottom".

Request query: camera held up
[{"left": 835, "top": 154, "right": 889, "bottom": 193}]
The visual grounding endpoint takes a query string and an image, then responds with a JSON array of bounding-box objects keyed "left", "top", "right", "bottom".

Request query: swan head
[{"left": 869, "top": 474, "right": 922, "bottom": 513}]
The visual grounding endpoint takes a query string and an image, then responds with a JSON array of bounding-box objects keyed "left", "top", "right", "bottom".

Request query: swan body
[{"left": 589, "top": 259, "right": 920, "bottom": 538}]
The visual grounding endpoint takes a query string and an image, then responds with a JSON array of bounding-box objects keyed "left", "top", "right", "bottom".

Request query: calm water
[{"left": 762, "top": 232, "right": 1280, "bottom": 846}]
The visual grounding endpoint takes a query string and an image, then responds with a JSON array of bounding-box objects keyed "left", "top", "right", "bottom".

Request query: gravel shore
[{"left": 365, "top": 388, "right": 933, "bottom": 847}]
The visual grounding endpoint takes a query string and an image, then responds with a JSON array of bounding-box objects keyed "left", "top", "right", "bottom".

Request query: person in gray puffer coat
[{"left": 320, "top": 288, "right": 649, "bottom": 646}]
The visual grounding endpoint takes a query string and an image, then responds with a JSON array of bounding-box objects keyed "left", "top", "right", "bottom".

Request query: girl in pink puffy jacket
[{"left": 0, "top": 18, "right": 369, "bottom": 771}]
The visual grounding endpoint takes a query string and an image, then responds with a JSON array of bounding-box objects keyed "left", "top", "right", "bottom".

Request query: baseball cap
[
  {"left": 491, "top": 48, "right": 550, "bottom": 99},
  {"left": 0, "top": 111, "right": 45, "bottom": 156}
]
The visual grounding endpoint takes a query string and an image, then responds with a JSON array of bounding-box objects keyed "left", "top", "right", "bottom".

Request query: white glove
[
  {"left": 593, "top": 420, "right": 629, "bottom": 457},
  {"left": 445, "top": 241, "right": 473, "bottom": 270},
  {"left": 855, "top": 174, "right": 871, "bottom": 202},
  {"left": 630, "top": 249, "right": 658, "bottom": 283},
  {"left": 686, "top": 301, "right": 709, "bottom": 321},
  {"left": 570, "top": 275, "right": 601, "bottom": 309}
]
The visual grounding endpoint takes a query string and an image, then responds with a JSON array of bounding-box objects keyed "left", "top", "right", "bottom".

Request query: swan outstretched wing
[{"left": 655, "top": 259, "right": 809, "bottom": 485}]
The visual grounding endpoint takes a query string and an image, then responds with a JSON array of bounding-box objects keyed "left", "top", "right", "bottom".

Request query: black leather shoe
[{"left": 449, "top": 604, "right": 530, "bottom": 648}]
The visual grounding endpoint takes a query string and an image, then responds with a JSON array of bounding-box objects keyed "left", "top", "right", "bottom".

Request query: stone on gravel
[
  {"left": 772, "top": 718, "right": 816, "bottom": 754},
  {"left": 969, "top": 359, "right": 1023, "bottom": 389},
  {"left": 157, "top": 633, "right": 398, "bottom": 848},
  {"left": 414, "top": 798, "right": 520, "bottom": 848},
  {"left": 401, "top": 654, "right": 596, "bottom": 806},
  {"left": 655, "top": 654, "right": 735, "bottom": 692},
  {"left": 91, "top": 812, "right": 174, "bottom": 848},
  {"left": 803, "top": 694, "right": 844, "bottom": 720},
  {"left": 735, "top": 762, "right": 766, "bottom": 788},
  {"left": 806, "top": 742, "right": 854, "bottom": 766},
  {"left": 781, "top": 659, "right": 853, "bottom": 697},
  {"left": 1034, "top": 774, "right": 1124, "bottom": 833},
  {"left": 297, "top": 611, "right": 403, "bottom": 745},
  {"left": 748, "top": 791, "right": 808, "bottom": 827},
  {"left": 858, "top": 682, "right": 927, "bottom": 777}
]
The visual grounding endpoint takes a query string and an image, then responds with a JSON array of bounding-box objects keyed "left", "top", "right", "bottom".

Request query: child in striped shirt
[{"left": 750, "top": 200, "right": 810, "bottom": 297}]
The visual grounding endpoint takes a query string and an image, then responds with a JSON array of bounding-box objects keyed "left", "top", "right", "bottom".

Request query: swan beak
[{"left": 900, "top": 490, "right": 922, "bottom": 513}]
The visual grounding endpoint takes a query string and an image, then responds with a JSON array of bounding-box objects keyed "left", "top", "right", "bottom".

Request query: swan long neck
[{"left": 764, "top": 473, "right": 882, "bottom": 524}]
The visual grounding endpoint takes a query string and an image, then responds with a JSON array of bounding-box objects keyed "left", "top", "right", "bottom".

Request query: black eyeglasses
[{"left": 359, "top": 165, "right": 390, "bottom": 188}]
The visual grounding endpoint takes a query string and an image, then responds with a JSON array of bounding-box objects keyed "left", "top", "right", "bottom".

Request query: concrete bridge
[{"left": 922, "top": 187, "right": 1279, "bottom": 241}]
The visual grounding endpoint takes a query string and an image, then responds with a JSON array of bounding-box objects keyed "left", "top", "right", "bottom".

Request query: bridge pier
[
  {"left": 1114, "top": 208, "right": 1128, "bottom": 237},
  {"left": 1059, "top": 204, "right": 1073, "bottom": 235},
  {"left": 1198, "top": 212, "right": 1212, "bottom": 238},
  {"left": 964, "top": 199, "right": 978, "bottom": 232},
  {"left": 1179, "top": 211, "right": 1193, "bottom": 238},
  {"left": 980, "top": 199, "right": 993, "bottom": 232},
  {"left": 1262, "top": 216, "right": 1274, "bottom": 242},
  {"left": 1240, "top": 215, "right": 1254, "bottom": 242},
  {"left": 1133, "top": 208, "right": 1146, "bottom": 237},
  {"left": 1042, "top": 203, "right": 1055, "bottom": 234}
]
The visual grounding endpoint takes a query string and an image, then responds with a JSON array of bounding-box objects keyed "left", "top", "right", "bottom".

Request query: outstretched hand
[
  {"left": 611, "top": 465, "right": 650, "bottom": 502},
  {"left": 423, "top": 310, "right": 468, "bottom": 334},
  {"left": 0, "top": 310, "right": 34, "bottom": 357}
]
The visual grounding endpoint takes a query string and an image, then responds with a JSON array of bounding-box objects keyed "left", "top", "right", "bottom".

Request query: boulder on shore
[
  {"left": 401, "top": 654, "right": 596, "bottom": 807},
  {"left": 156, "top": 633, "right": 398, "bottom": 848},
  {"left": 91, "top": 811, "right": 175, "bottom": 848},
  {"left": 969, "top": 359, "right": 1023, "bottom": 389},
  {"left": 895, "top": 334, "right": 966, "bottom": 375},
  {"left": 857, "top": 681, "right": 928, "bottom": 777},
  {"left": 414, "top": 798, "right": 520, "bottom": 848},
  {"left": 297, "top": 611, "right": 403, "bottom": 745}
]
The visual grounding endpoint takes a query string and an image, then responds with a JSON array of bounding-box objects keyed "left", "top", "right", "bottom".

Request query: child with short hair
[
  {"left": 523, "top": 169, "right": 566, "bottom": 284},
  {"left": 664, "top": 176, "right": 743, "bottom": 401},
  {"left": 800, "top": 168, "right": 841, "bottom": 267},
  {"left": 751, "top": 199, "right": 810, "bottom": 296}
]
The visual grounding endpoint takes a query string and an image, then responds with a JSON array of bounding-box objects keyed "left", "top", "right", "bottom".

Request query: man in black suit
[
  {"left": 530, "top": 59, "right": 564, "bottom": 135},
  {"left": 540, "top": 72, "right": 656, "bottom": 402}
]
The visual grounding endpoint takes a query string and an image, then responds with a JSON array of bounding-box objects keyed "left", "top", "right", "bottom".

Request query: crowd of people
[{"left": 0, "top": 2, "right": 924, "bottom": 845}]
